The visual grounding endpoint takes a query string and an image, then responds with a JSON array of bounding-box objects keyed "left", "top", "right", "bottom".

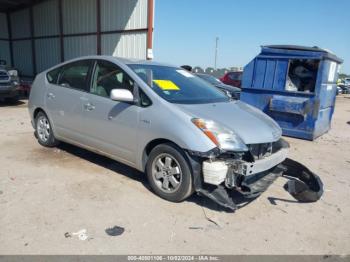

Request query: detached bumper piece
[
  {"left": 198, "top": 159, "right": 323, "bottom": 211},
  {"left": 280, "top": 158, "right": 324, "bottom": 202},
  {"left": 188, "top": 140, "right": 324, "bottom": 211}
]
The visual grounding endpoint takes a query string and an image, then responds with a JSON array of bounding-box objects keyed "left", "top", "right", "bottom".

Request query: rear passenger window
[{"left": 58, "top": 60, "right": 92, "bottom": 91}]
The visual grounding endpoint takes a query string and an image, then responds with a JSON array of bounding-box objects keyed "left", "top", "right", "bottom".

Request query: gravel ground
[{"left": 0, "top": 97, "right": 349, "bottom": 255}]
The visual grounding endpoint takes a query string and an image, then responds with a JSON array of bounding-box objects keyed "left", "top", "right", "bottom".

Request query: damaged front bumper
[
  {"left": 187, "top": 139, "right": 323, "bottom": 211},
  {"left": 202, "top": 139, "right": 289, "bottom": 194}
]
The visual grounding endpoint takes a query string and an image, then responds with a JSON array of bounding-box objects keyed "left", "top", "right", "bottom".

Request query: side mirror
[{"left": 110, "top": 89, "right": 134, "bottom": 103}]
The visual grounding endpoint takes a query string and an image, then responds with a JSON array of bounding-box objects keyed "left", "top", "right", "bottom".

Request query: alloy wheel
[{"left": 151, "top": 153, "right": 182, "bottom": 193}]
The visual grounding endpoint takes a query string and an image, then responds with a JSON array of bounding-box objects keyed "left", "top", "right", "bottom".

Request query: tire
[
  {"left": 35, "top": 111, "right": 59, "bottom": 147},
  {"left": 146, "top": 143, "right": 194, "bottom": 202}
]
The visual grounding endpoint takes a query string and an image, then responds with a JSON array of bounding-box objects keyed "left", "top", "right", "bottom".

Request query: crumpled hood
[{"left": 176, "top": 100, "right": 282, "bottom": 144}]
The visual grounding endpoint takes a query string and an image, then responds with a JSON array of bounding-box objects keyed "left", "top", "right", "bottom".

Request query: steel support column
[
  {"left": 147, "top": 0, "right": 154, "bottom": 60},
  {"left": 6, "top": 12, "right": 14, "bottom": 67}
]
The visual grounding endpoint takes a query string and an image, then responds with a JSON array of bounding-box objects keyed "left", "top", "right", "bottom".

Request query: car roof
[{"left": 64, "top": 55, "right": 177, "bottom": 68}]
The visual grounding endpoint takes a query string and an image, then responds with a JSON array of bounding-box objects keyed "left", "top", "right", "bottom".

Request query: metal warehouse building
[{"left": 0, "top": 0, "right": 154, "bottom": 77}]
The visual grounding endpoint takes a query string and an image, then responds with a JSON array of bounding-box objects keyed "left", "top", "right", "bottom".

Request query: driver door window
[{"left": 90, "top": 60, "right": 134, "bottom": 98}]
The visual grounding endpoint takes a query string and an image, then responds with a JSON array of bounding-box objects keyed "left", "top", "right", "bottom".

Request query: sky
[{"left": 153, "top": 0, "right": 350, "bottom": 74}]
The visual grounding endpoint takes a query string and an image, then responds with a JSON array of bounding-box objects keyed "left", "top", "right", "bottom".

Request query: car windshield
[
  {"left": 197, "top": 74, "right": 222, "bottom": 85},
  {"left": 128, "top": 64, "right": 229, "bottom": 104}
]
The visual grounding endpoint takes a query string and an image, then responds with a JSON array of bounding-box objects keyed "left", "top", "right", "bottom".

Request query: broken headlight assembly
[{"left": 191, "top": 118, "right": 248, "bottom": 152}]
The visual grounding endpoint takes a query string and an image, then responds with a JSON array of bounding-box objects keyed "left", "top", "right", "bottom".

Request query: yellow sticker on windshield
[{"left": 153, "top": 80, "right": 180, "bottom": 91}]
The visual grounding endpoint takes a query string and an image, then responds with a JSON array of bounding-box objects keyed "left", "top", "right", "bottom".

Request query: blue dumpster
[{"left": 240, "top": 45, "right": 343, "bottom": 140}]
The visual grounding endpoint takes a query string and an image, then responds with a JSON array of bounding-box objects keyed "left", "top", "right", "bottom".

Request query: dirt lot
[{"left": 0, "top": 97, "right": 350, "bottom": 255}]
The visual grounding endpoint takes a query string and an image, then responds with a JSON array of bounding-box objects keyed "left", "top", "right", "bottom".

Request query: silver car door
[
  {"left": 45, "top": 60, "right": 93, "bottom": 142},
  {"left": 79, "top": 60, "right": 139, "bottom": 166}
]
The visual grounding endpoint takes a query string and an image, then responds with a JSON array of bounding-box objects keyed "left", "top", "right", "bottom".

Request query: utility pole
[{"left": 214, "top": 37, "right": 219, "bottom": 70}]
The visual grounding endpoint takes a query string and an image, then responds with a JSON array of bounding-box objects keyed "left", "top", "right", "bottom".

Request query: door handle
[
  {"left": 84, "top": 103, "right": 95, "bottom": 111},
  {"left": 47, "top": 92, "right": 55, "bottom": 99}
]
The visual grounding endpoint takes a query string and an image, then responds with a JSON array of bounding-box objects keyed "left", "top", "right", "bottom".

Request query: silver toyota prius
[{"left": 28, "top": 56, "right": 289, "bottom": 209}]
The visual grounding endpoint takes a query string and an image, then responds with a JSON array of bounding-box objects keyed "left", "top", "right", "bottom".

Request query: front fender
[{"left": 134, "top": 102, "right": 216, "bottom": 171}]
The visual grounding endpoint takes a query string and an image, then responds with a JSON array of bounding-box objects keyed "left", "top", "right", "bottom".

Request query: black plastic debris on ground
[
  {"left": 281, "top": 158, "right": 324, "bottom": 202},
  {"left": 105, "top": 226, "right": 125, "bottom": 236}
]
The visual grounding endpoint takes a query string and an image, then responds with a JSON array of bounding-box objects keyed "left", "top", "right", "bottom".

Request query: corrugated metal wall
[
  {"left": 0, "top": 12, "right": 11, "bottom": 65},
  {"left": 10, "top": 8, "right": 33, "bottom": 75},
  {"left": 0, "top": 40, "right": 11, "bottom": 65},
  {"left": 10, "top": 9, "right": 31, "bottom": 39},
  {"left": 33, "top": 0, "right": 60, "bottom": 37},
  {"left": 101, "top": 0, "right": 147, "bottom": 31},
  {"left": 102, "top": 32, "right": 146, "bottom": 59},
  {"left": 0, "top": 13, "right": 9, "bottom": 39},
  {"left": 62, "top": 0, "right": 97, "bottom": 34},
  {"left": 33, "top": 0, "right": 61, "bottom": 72},
  {"left": 13, "top": 40, "right": 33, "bottom": 76},
  {"left": 100, "top": 0, "right": 148, "bottom": 60},
  {"left": 7, "top": 0, "right": 149, "bottom": 76},
  {"left": 35, "top": 38, "right": 61, "bottom": 73},
  {"left": 62, "top": 0, "right": 98, "bottom": 60},
  {"left": 64, "top": 36, "right": 97, "bottom": 60}
]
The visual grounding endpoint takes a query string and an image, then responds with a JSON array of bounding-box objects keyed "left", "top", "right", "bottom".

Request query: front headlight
[
  {"left": 192, "top": 118, "right": 248, "bottom": 152},
  {"left": 8, "top": 70, "right": 18, "bottom": 77}
]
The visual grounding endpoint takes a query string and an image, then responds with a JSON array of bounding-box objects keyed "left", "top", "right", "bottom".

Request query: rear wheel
[
  {"left": 146, "top": 143, "right": 194, "bottom": 202},
  {"left": 35, "top": 111, "right": 59, "bottom": 147}
]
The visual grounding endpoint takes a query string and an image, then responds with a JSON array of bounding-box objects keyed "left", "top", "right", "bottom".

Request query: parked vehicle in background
[
  {"left": 18, "top": 79, "right": 33, "bottom": 97},
  {"left": 0, "top": 60, "right": 21, "bottom": 102},
  {"left": 336, "top": 86, "right": 342, "bottom": 95},
  {"left": 220, "top": 71, "right": 243, "bottom": 88},
  {"left": 195, "top": 73, "right": 240, "bottom": 99},
  {"left": 344, "top": 78, "right": 350, "bottom": 87},
  {"left": 336, "top": 79, "right": 349, "bottom": 94},
  {"left": 340, "top": 86, "right": 350, "bottom": 94},
  {"left": 28, "top": 56, "right": 288, "bottom": 209},
  {"left": 337, "top": 78, "right": 350, "bottom": 94}
]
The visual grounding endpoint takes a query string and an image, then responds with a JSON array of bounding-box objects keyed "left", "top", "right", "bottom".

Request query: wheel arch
[
  {"left": 33, "top": 107, "right": 46, "bottom": 120},
  {"left": 142, "top": 138, "right": 185, "bottom": 172},
  {"left": 33, "top": 107, "right": 56, "bottom": 135}
]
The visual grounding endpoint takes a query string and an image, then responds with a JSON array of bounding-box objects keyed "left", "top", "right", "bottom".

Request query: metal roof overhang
[{"left": 0, "top": 0, "right": 44, "bottom": 12}]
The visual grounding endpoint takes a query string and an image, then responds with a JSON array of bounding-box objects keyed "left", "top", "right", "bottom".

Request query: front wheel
[{"left": 146, "top": 143, "right": 194, "bottom": 202}]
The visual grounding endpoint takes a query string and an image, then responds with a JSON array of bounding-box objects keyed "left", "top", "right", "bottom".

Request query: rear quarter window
[{"left": 47, "top": 67, "right": 61, "bottom": 84}]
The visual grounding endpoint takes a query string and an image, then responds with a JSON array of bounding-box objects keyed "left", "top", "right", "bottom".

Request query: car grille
[
  {"left": 0, "top": 71, "right": 10, "bottom": 82},
  {"left": 248, "top": 140, "right": 283, "bottom": 160}
]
